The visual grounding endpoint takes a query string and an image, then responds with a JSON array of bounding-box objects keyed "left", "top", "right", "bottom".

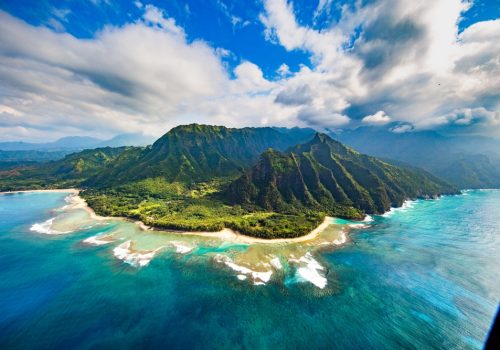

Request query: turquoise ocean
[{"left": 0, "top": 190, "right": 499, "bottom": 349}]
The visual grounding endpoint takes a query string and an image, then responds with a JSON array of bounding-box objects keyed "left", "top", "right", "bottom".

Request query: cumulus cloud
[
  {"left": 0, "top": 6, "right": 311, "bottom": 141},
  {"left": 277, "top": 63, "right": 291, "bottom": 77},
  {"left": 142, "top": 4, "right": 183, "bottom": 34},
  {"left": 0, "top": 8, "right": 228, "bottom": 140},
  {"left": 0, "top": 0, "right": 499, "bottom": 141},
  {"left": 441, "top": 107, "right": 500, "bottom": 126},
  {"left": 362, "top": 111, "right": 391, "bottom": 124},
  {"left": 260, "top": 0, "right": 500, "bottom": 134}
]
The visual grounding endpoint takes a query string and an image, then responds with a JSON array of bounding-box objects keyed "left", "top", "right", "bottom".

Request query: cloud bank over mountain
[{"left": 0, "top": 0, "right": 498, "bottom": 141}]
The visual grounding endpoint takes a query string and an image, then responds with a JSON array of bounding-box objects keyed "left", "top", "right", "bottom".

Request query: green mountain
[
  {"left": 0, "top": 147, "right": 130, "bottom": 191},
  {"left": 86, "top": 124, "right": 315, "bottom": 186},
  {"left": 225, "top": 133, "right": 456, "bottom": 217},
  {"left": 0, "top": 125, "right": 459, "bottom": 239}
]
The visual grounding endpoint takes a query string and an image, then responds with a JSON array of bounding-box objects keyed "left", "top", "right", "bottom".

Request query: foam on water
[
  {"left": 112, "top": 240, "right": 162, "bottom": 267},
  {"left": 214, "top": 254, "right": 273, "bottom": 285},
  {"left": 170, "top": 242, "right": 193, "bottom": 254},
  {"left": 332, "top": 230, "right": 348, "bottom": 245},
  {"left": 348, "top": 223, "right": 370, "bottom": 229},
  {"left": 270, "top": 257, "right": 282, "bottom": 270},
  {"left": 382, "top": 199, "right": 418, "bottom": 217},
  {"left": 291, "top": 252, "right": 327, "bottom": 289},
  {"left": 2, "top": 190, "right": 500, "bottom": 348},
  {"left": 363, "top": 215, "right": 374, "bottom": 222},
  {"left": 30, "top": 218, "right": 70, "bottom": 235},
  {"left": 83, "top": 234, "right": 114, "bottom": 246}
]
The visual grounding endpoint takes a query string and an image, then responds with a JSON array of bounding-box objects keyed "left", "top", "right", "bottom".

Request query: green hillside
[
  {"left": 0, "top": 125, "right": 459, "bottom": 238},
  {"left": 0, "top": 147, "right": 130, "bottom": 191},
  {"left": 85, "top": 124, "right": 315, "bottom": 186},
  {"left": 225, "top": 133, "right": 457, "bottom": 216}
]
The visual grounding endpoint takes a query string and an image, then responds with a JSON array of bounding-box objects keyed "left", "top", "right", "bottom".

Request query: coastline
[
  {"left": 165, "top": 216, "right": 334, "bottom": 244},
  {"left": 3, "top": 189, "right": 337, "bottom": 244}
]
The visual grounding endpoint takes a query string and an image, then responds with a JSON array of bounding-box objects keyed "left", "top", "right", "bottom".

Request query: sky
[{"left": 0, "top": 0, "right": 499, "bottom": 141}]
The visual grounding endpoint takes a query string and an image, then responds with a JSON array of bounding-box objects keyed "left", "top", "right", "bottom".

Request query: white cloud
[
  {"left": 233, "top": 61, "right": 273, "bottom": 90},
  {"left": 277, "top": 63, "right": 290, "bottom": 77},
  {"left": 390, "top": 124, "right": 414, "bottom": 133},
  {"left": 0, "top": 105, "right": 23, "bottom": 116},
  {"left": 142, "top": 5, "right": 183, "bottom": 35},
  {"left": 0, "top": 9, "right": 227, "bottom": 140},
  {"left": 0, "top": 8, "right": 302, "bottom": 141},
  {"left": 0, "top": 0, "right": 499, "bottom": 141},
  {"left": 313, "top": 0, "right": 333, "bottom": 20},
  {"left": 362, "top": 111, "right": 391, "bottom": 124},
  {"left": 440, "top": 107, "right": 500, "bottom": 126},
  {"left": 259, "top": 0, "right": 500, "bottom": 135}
]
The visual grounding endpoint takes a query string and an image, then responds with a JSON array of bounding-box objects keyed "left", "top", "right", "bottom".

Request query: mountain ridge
[
  {"left": 86, "top": 124, "right": 316, "bottom": 186},
  {"left": 225, "top": 132, "right": 456, "bottom": 217},
  {"left": 0, "top": 124, "right": 459, "bottom": 238}
]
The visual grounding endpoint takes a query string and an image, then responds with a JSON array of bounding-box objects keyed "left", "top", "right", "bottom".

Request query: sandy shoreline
[
  {"left": 2, "top": 188, "right": 338, "bottom": 244},
  {"left": 167, "top": 216, "right": 334, "bottom": 244}
]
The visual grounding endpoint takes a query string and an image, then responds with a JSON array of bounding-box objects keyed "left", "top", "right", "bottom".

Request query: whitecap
[
  {"left": 348, "top": 223, "right": 370, "bottom": 229},
  {"left": 363, "top": 215, "right": 373, "bottom": 222},
  {"left": 270, "top": 257, "right": 283, "bottom": 270},
  {"left": 214, "top": 254, "right": 273, "bottom": 285},
  {"left": 171, "top": 242, "right": 193, "bottom": 254},
  {"left": 60, "top": 194, "right": 77, "bottom": 210},
  {"left": 113, "top": 240, "right": 162, "bottom": 267},
  {"left": 381, "top": 208, "right": 395, "bottom": 217},
  {"left": 382, "top": 199, "right": 417, "bottom": 217},
  {"left": 30, "top": 218, "right": 70, "bottom": 235},
  {"left": 332, "top": 231, "right": 348, "bottom": 245},
  {"left": 83, "top": 234, "right": 114, "bottom": 246},
  {"left": 291, "top": 252, "right": 327, "bottom": 289}
]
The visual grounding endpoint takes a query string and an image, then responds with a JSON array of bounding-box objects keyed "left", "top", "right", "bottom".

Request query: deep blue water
[{"left": 0, "top": 190, "right": 499, "bottom": 349}]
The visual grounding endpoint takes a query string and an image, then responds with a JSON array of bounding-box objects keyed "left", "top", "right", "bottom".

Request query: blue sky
[{"left": 0, "top": 0, "right": 498, "bottom": 141}]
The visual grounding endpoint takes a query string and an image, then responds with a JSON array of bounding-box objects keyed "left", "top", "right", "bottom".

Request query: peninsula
[{"left": 0, "top": 124, "right": 457, "bottom": 238}]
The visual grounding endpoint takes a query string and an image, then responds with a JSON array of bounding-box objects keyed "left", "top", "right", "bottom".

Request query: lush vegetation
[
  {"left": 80, "top": 178, "right": 324, "bottom": 239},
  {"left": 225, "top": 133, "right": 458, "bottom": 216},
  {"left": 0, "top": 147, "right": 130, "bottom": 191},
  {"left": 85, "top": 124, "right": 315, "bottom": 186},
  {"left": 0, "top": 124, "right": 459, "bottom": 238}
]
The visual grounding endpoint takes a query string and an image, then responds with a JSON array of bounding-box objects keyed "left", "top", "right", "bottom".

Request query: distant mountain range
[
  {"left": 330, "top": 125, "right": 500, "bottom": 189},
  {"left": 0, "top": 133, "right": 155, "bottom": 163},
  {"left": 0, "top": 124, "right": 457, "bottom": 238}
]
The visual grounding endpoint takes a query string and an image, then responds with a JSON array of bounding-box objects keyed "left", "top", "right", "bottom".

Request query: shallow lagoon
[{"left": 0, "top": 190, "right": 499, "bottom": 348}]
